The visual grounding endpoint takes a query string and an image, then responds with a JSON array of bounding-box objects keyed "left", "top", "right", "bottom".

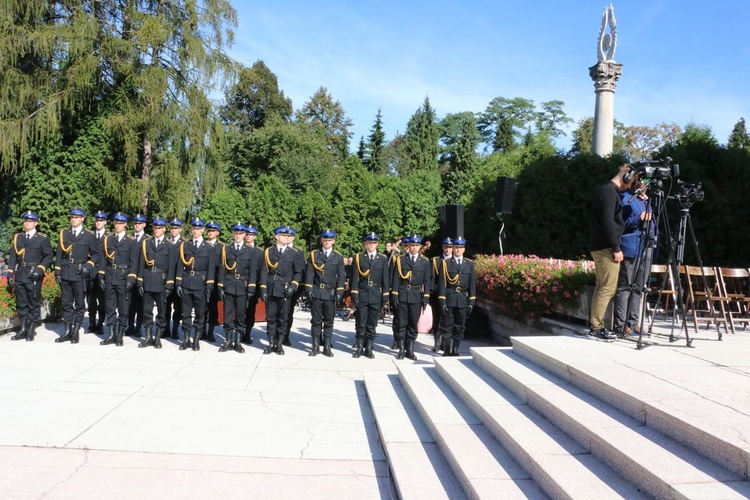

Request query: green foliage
[
  {"left": 365, "top": 108, "right": 387, "bottom": 174},
  {"left": 295, "top": 86, "right": 353, "bottom": 161},
  {"left": 728, "top": 118, "right": 750, "bottom": 150},
  {"left": 478, "top": 97, "right": 536, "bottom": 152},
  {"left": 439, "top": 111, "right": 480, "bottom": 203},
  {"left": 403, "top": 97, "right": 439, "bottom": 173},
  {"left": 475, "top": 254, "right": 595, "bottom": 320},
  {"left": 198, "top": 188, "right": 249, "bottom": 239},
  {"left": 571, "top": 117, "right": 594, "bottom": 154},
  {"left": 244, "top": 174, "right": 299, "bottom": 247}
]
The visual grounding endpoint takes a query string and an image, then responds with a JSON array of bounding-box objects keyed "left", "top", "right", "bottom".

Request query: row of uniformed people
[{"left": 5, "top": 209, "right": 476, "bottom": 359}]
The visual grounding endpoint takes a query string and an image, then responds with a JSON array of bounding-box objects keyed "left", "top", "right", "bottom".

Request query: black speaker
[
  {"left": 440, "top": 205, "right": 464, "bottom": 239},
  {"left": 495, "top": 177, "right": 516, "bottom": 214}
]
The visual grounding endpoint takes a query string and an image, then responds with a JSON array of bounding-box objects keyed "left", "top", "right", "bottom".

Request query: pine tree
[
  {"left": 728, "top": 118, "right": 750, "bottom": 150},
  {"left": 403, "top": 97, "right": 439, "bottom": 173},
  {"left": 295, "top": 87, "right": 353, "bottom": 160},
  {"left": 366, "top": 108, "right": 386, "bottom": 174}
]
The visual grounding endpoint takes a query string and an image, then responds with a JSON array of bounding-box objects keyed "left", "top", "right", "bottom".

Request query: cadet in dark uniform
[
  {"left": 86, "top": 211, "right": 108, "bottom": 334},
  {"left": 55, "top": 208, "right": 101, "bottom": 344},
  {"left": 260, "top": 226, "right": 304, "bottom": 355},
  {"left": 127, "top": 213, "right": 149, "bottom": 338},
  {"left": 391, "top": 235, "right": 431, "bottom": 360},
  {"left": 203, "top": 221, "right": 223, "bottom": 343},
  {"left": 176, "top": 219, "right": 216, "bottom": 351},
  {"left": 99, "top": 212, "right": 139, "bottom": 347},
  {"left": 430, "top": 238, "right": 453, "bottom": 352},
  {"left": 386, "top": 238, "right": 402, "bottom": 349},
  {"left": 217, "top": 224, "right": 257, "bottom": 353},
  {"left": 304, "top": 229, "right": 346, "bottom": 357},
  {"left": 242, "top": 225, "right": 263, "bottom": 344},
  {"left": 136, "top": 217, "right": 176, "bottom": 349},
  {"left": 165, "top": 218, "right": 184, "bottom": 339},
  {"left": 350, "top": 232, "right": 390, "bottom": 359},
  {"left": 7, "top": 211, "right": 54, "bottom": 341},
  {"left": 437, "top": 236, "right": 476, "bottom": 356},
  {"left": 283, "top": 230, "right": 304, "bottom": 347}
]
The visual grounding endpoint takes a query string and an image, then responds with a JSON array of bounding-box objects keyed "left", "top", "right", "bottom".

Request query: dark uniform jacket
[
  {"left": 260, "top": 246, "right": 304, "bottom": 298},
  {"left": 304, "top": 249, "right": 346, "bottom": 300},
  {"left": 206, "top": 239, "right": 224, "bottom": 284},
  {"left": 430, "top": 256, "right": 448, "bottom": 296},
  {"left": 391, "top": 253, "right": 431, "bottom": 304},
  {"left": 56, "top": 227, "right": 101, "bottom": 281},
  {"left": 437, "top": 257, "right": 477, "bottom": 308},
  {"left": 350, "top": 252, "right": 390, "bottom": 304},
  {"left": 8, "top": 232, "right": 54, "bottom": 284},
  {"left": 136, "top": 237, "right": 176, "bottom": 293},
  {"left": 247, "top": 245, "right": 263, "bottom": 294},
  {"left": 176, "top": 239, "right": 216, "bottom": 290},
  {"left": 100, "top": 233, "right": 139, "bottom": 287},
  {"left": 218, "top": 243, "right": 257, "bottom": 295}
]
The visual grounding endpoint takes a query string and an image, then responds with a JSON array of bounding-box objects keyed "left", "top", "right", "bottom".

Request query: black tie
[
  {"left": 155, "top": 239, "right": 159, "bottom": 249},
  {"left": 26, "top": 233, "right": 30, "bottom": 240},
  {"left": 369, "top": 254, "right": 373, "bottom": 261},
  {"left": 194, "top": 239, "right": 198, "bottom": 248}
]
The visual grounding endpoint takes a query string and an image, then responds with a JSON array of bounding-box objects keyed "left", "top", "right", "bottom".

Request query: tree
[
  {"left": 403, "top": 97, "right": 440, "bottom": 173},
  {"left": 366, "top": 108, "right": 387, "bottom": 174},
  {"left": 728, "top": 118, "right": 750, "bottom": 150},
  {"left": 220, "top": 60, "right": 293, "bottom": 132},
  {"left": 535, "top": 100, "right": 573, "bottom": 138},
  {"left": 478, "top": 97, "right": 536, "bottom": 152},
  {"left": 571, "top": 117, "right": 594, "bottom": 154},
  {"left": 356, "top": 136, "right": 366, "bottom": 162},
  {"left": 439, "top": 112, "right": 480, "bottom": 203},
  {"left": 618, "top": 123, "right": 681, "bottom": 161},
  {"left": 295, "top": 86, "right": 353, "bottom": 160}
]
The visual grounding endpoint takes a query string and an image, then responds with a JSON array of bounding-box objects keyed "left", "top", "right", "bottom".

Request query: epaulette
[
  {"left": 419, "top": 255, "right": 429, "bottom": 261},
  {"left": 127, "top": 235, "right": 135, "bottom": 240},
  {"left": 37, "top": 232, "right": 47, "bottom": 238},
  {"left": 290, "top": 246, "right": 301, "bottom": 252},
  {"left": 333, "top": 249, "right": 343, "bottom": 256},
  {"left": 143, "top": 234, "right": 153, "bottom": 240},
  {"left": 378, "top": 252, "right": 387, "bottom": 258},
  {"left": 465, "top": 258, "right": 474, "bottom": 263},
  {"left": 85, "top": 229, "right": 94, "bottom": 234}
]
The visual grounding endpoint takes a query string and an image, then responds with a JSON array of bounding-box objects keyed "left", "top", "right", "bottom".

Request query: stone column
[{"left": 589, "top": 61, "right": 623, "bottom": 156}]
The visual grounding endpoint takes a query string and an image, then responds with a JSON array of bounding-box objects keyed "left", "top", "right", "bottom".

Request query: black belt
[
  {"left": 187, "top": 270, "right": 206, "bottom": 277},
  {"left": 447, "top": 286, "right": 467, "bottom": 293},
  {"left": 402, "top": 284, "right": 422, "bottom": 291},
  {"left": 363, "top": 280, "right": 380, "bottom": 288},
  {"left": 272, "top": 274, "right": 289, "bottom": 281},
  {"left": 66, "top": 257, "right": 84, "bottom": 264},
  {"left": 317, "top": 283, "right": 335, "bottom": 290},
  {"left": 233, "top": 273, "right": 248, "bottom": 280},
  {"left": 109, "top": 263, "right": 129, "bottom": 270},
  {"left": 21, "top": 262, "right": 40, "bottom": 268},
  {"left": 150, "top": 267, "right": 166, "bottom": 273}
]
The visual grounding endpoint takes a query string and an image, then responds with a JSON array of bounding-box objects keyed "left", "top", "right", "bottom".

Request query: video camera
[
  {"left": 674, "top": 180, "right": 704, "bottom": 206},
  {"left": 633, "top": 157, "right": 680, "bottom": 180}
]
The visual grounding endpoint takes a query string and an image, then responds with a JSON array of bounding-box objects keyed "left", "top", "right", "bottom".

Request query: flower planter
[{"left": 0, "top": 299, "right": 55, "bottom": 336}]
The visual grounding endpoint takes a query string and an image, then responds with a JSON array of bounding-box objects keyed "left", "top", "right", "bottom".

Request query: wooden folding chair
[
  {"left": 684, "top": 265, "right": 732, "bottom": 338},
  {"left": 717, "top": 268, "right": 750, "bottom": 331},
  {"left": 646, "top": 264, "right": 678, "bottom": 322}
]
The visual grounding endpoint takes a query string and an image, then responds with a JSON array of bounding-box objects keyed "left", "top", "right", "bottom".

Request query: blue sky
[{"left": 227, "top": 1, "right": 750, "bottom": 151}]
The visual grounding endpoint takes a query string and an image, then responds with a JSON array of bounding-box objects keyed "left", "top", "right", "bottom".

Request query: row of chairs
[{"left": 647, "top": 265, "right": 750, "bottom": 337}]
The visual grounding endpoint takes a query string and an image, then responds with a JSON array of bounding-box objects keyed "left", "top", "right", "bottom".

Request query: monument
[{"left": 589, "top": 5, "right": 622, "bottom": 156}]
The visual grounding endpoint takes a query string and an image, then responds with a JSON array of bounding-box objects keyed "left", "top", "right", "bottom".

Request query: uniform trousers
[
  {"left": 355, "top": 300, "right": 381, "bottom": 341},
  {"left": 310, "top": 298, "right": 336, "bottom": 340},
  {"left": 266, "top": 296, "right": 292, "bottom": 341},
  {"left": 224, "top": 292, "right": 246, "bottom": 334},
  {"left": 16, "top": 280, "right": 42, "bottom": 323},
  {"left": 61, "top": 280, "right": 86, "bottom": 324},
  {"left": 441, "top": 305, "right": 468, "bottom": 341},
  {"left": 182, "top": 288, "right": 207, "bottom": 338},
  {"left": 397, "top": 301, "right": 421, "bottom": 342},
  {"left": 143, "top": 291, "right": 168, "bottom": 331},
  {"left": 106, "top": 284, "right": 130, "bottom": 328}
]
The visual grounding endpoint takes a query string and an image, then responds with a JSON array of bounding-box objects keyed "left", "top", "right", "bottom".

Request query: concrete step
[
  {"left": 470, "top": 347, "right": 750, "bottom": 499},
  {"left": 362, "top": 371, "right": 466, "bottom": 500},
  {"left": 430, "top": 356, "right": 645, "bottom": 499},
  {"left": 396, "top": 364, "right": 548, "bottom": 499},
  {"left": 510, "top": 336, "right": 750, "bottom": 480}
]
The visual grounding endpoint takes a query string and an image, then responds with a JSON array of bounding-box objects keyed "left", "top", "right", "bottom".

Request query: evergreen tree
[
  {"left": 403, "top": 97, "right": 439, "bottom": 173},
  {"left": 439, "top": 112, "right": 480, "bottom": 203},
  {"left": 295, "top": 87, "right": 353, "bottom": 160},
  {"left": 571, "top": 117, "right": 594, "bottom": 154},
  {"left": 366, "top": 108, "right": 387, "bottom": 174},
  {"left": 357, "top": 136, "right": 366, "bottom": 162},
  {"left": 478, "top": 96, "right": 536, "bottom": 152},
  {"left": 728, "top": 118, "right": 750, "bottom": 150}
]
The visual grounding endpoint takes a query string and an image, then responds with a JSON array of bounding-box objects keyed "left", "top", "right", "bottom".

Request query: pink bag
[{"left": 417, "top": 306, "right": 433, "bottom": 333}]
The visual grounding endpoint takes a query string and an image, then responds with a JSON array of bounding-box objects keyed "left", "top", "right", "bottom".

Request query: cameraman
[
  {"left": 588, "top": 164, "right": 636, "bottom": 340},
  {"left": 613, "top": 180, "right": 653, "bottom": 338}
]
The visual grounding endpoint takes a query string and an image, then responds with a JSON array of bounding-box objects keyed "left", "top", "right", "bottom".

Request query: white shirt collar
[
  {"left": 26, "top": 229, "right": 37, "bottom": 238},
  {"left": 134, "top": 232, "right": 144, "bottom": 239}
]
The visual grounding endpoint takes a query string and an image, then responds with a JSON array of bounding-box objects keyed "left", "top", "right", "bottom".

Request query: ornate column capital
[{"left": 589, "top": 61, "right": 623, "bottom": 92}]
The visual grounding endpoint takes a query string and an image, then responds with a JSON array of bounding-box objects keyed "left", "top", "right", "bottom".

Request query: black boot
[
  {"left": 233, "top": 332, "right": 245, "bottom": 353},
  {"left": 179, "top": 329, "right": 191, "bottom": 350},
  {"left": 138, "top": 326, "right": 155, "bottom": 348},
  {"left": 363, "top": 339, "right": 375, "bottom": 359},
  {"left": 322, "top": 337, "right": 333, "bottom": 357},
  {"left": 56, "top": 323, "right": 73, "bottom": 343},
  {"left": 263, "top": 335, "right": 276, "bottom": 354},
  {"left": 391, "top": 338, "right": 398, "bottom": 349},
  {"left": 450, "top": 339, "right": 461, "bottom": 357},
  {"left": 132, "top": 325, "right": 142, "bottom": 338},
  {"left": 276, "top": 334, "right": 285, "bottom": 355},
  {"left": 11, "top": 319, "right": 29, "bottom": 341},
  {"left": 352, "top": 338, "right": 363, "bottom": 358},
  {"left": 154, "top": 327, "right": 163, "bottom": 349},
  {"left": 71, "top": 321, "right": 82, "bottom": 344},
  {"left": 219, "top": 329, "right": 233, "bottom": 352},
  {"left": 170, "top": 323, "right": 180, "bottom": 340},
  {"left": 101, "top": 325, "right": 116, "bottom": 345},
  {"left": 282, "top": 335, "right": 291, "bottom": 347},
  {"left": 443, "top": 338, "right": 454, "bottom": 357},
  {"left": 431, "top": 333, "right": 442, "bottom": 352},
  {"left": 309, "top": 334, "right": 320, "bottom": 357},
  {"left": 396, "top": 339, "right": 405, "bottom": 360},
  {"left": 205, "top": 323, "right": 216, "bottom": 343},
  {"left": 405, "top": 339, "right": 417, "bottom": 361},
  {"left": 115, "top": 324, "right": 123, "bottom": 346},
  {"left": 26, "top": 320, "right": 38, "bottom": 342},
  {"left": 85, "top": 317, "right": 98, "bottom": 333},
  {"left": 192, "top": 333, "right": 200, "bottom": 351},
  {"left": 242, "top": 330, "right": 253, "bottom": 344}
]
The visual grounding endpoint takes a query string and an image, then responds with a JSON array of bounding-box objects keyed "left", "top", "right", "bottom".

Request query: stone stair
[{"left": 364, "top": 338, "right": 750, "bottom": 499}]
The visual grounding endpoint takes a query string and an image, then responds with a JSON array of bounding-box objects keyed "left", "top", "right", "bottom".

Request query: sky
[{"left": 227, "top": 1, "right": 750, "bottom": 151}]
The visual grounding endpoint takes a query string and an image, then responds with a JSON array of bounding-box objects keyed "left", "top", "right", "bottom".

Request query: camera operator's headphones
[{"left": 623, "top": 165, "right": 637, "bottom": 184}]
